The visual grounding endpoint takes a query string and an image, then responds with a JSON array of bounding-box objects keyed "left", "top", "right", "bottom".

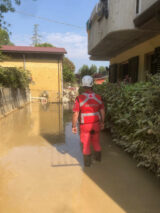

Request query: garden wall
[{"left": 0, "top": 88, "right": 30, "bottom": 119}]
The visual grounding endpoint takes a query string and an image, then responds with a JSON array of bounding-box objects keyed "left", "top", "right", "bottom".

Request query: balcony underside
[
  {"left": 89, "top": 1, "right": 160, "bottom": 61},
  {"left": 89, "top": 29, "right": 159, "bottom": 61}
]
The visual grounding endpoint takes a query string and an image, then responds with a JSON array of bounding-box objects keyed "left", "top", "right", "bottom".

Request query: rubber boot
[
  {"left": 83, "top": 155, "right": 91, "bottom": 167},
  {"left": 94, "top": 151, "right": 101, "bottom": 162}
]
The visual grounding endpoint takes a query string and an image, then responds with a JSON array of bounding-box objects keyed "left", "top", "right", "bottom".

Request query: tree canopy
[
  {"left": 90, "top": 64, "right": 97, "bottom": 74},
  {"left": 0, "top": 0, "right": 36, "bottom": 29},
  {"left": 63, "top": 57, "right": 75, "bottom": 83},
  {"left": 99, "top": 66, "right": 109, "bottom": 75},
  {"left": 78, "top": 64, "right": 97, "bottom": 78},
  {"left": 35, "top": 43, "right": 55, "bottom": 47},
  {"left": 0, "top": 28, "right": 14, "bottom": 45},
  {"left": 78, "top": 64, "right": 109, "bottom": 78}
]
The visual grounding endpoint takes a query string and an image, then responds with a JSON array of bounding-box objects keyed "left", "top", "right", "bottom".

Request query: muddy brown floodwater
[{"left": 0, "top": 103, "right": 160, "bottom": 213}]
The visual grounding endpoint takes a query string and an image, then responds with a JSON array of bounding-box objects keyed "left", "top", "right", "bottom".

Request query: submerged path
[{"left": 0, "top": 103, "right": 160, "bottom": 213}]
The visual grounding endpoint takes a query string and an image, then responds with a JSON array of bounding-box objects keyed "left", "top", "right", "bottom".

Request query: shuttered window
[
  {"left": 151, "top": 47, "right": 160, "bottom": 74},
  {"left": 118, "top": 64, "right": 124, "bottom": 81},
  {"left": 109, "top": 64, "right": 118, "bottom": 83},
  {"left": 129, "top": 56, "right": 139, "bottom": 83}
]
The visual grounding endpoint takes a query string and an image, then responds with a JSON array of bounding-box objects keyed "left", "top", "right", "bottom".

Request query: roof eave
[{"left": 1, "top": 50, "right": 67, "bottom": 55}]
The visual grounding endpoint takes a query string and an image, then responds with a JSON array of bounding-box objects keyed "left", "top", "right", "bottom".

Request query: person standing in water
[{"left": 72, "top": 75, "right": 105, "bottom": 167}]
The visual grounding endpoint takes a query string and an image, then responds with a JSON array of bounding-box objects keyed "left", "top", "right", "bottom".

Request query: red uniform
[{"left": 73, "top": 91, "right": 104, "bottom": 155}]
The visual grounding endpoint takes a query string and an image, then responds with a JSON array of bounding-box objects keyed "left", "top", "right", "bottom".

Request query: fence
[
  {"left": 0, "top": 88, "right": 30, "bottom": 118},
  {"left": 30, "top": 89, "right": 62, "bottom": 103}
]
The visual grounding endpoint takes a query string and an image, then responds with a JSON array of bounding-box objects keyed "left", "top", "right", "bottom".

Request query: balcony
[{"left": 87, "top": 0, "right": 160, "bottom": 61}]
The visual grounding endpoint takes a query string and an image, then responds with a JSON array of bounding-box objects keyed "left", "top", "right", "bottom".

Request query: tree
[
  {"left": 63, "top": 57, "right": 75, "bottom": 83},
  {"left": 63, "top": 57, "right": 75, "bottom": 73},
  {"left": 99, "top": 66, "right": 108, "bottom": 75},
  {"left": 0, "top": 0, "right": 36, "bottom": 29},
  {"left": 0, "top": 28, "right": 14, "bottom": 61},
  {"left": 78, "top": 65, "right": 90, "bottom": 78},
  {"left": 79, "top": 64, "right": 97, "bottom": 78},
  {"left": 35, "top": 43, "right": 55, "bottom": 47},
  {"left": 63, "top": 69, "right": 75, "bottom": 83},
  {"left": 31, "top": 24, "right": 41, "bottom": 46},
  {"left": 90, "top": 64, "right": 97, "bottom": 75},
  {"left": 99, "top": 66, "right": 106, "bottom": 73},
  {"left": 0, "top": 28, "right": 14, "bottom": 45}
]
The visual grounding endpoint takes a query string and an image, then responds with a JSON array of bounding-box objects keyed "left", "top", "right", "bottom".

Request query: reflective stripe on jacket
[{"left": 78, "top": 92, "right": 102, "bottom": 124}]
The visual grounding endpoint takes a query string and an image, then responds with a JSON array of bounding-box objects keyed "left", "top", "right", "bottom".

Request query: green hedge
[
  {"left": 93, "top": 74, "right": 160, "bottom": 176},
  {"left": 0, "top": 66, "right": 31, "bottom": 88}
]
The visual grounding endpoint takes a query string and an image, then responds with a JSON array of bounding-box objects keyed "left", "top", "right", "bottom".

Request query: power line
[{"left": 16, "top": 10, "right": 85, "bottom": 30}]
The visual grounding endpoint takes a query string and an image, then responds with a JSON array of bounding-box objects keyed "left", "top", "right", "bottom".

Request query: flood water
[{"left": 0, "top": 103, "right": 160, "bottom": 213}]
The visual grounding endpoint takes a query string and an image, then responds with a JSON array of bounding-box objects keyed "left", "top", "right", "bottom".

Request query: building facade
[
  {"left": 0, "top": 46, "right": 66, "bottom": 102},
  {"left": 87, "top": 0, "right": 160, "bottom": 83},
  {"left": 94, "top": 75, "right": 108, "bottom": 84}
]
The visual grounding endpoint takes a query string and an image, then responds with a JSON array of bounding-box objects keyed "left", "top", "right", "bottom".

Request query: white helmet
[{"left": 82, "top": 75, "right": 93, "bottom": 87}]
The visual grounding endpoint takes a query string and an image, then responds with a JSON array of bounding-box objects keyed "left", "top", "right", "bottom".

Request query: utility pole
[{"left": 31, "top": 24, "right": 41, "bottom": 46}]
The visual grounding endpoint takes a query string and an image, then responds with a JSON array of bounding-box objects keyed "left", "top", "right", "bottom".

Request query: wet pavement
[{"left": 0, "top": 103, "right": 160, "bottom": 213}]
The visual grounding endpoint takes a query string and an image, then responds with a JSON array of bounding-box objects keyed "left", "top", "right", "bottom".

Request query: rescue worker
[{"left": 72, "top": 75, "right": 105, "bottom": 167}]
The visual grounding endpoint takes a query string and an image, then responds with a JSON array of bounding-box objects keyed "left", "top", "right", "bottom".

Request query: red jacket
[{"left": 73, "top": 92, "right": 104, "bottom": 124}]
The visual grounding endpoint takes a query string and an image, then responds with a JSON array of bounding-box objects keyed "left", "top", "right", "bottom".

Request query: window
[
  {"left": 118, "top": 57, "right": 139, "bottom": 83},
  {"left": 101, "top": 0, "right": 109, "bottom": 19},
  {"left": 136, "top": 0, "right": 141, "bottom": 14},
  {"left": 145, "top": 47, "right": 160, "bottom": 75}
]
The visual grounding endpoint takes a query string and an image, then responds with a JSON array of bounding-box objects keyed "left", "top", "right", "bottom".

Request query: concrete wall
[
  {"left": 88, "top": 0, "right": 158, "bottom": 56},
  {"left": 0, "top": 59, "right": 63, "bottom": 103},
  {"left": 88, "top": 0, "right": 136, "bottom": 53},
  {"left": 0, "top": 88, "right": 30, "bottom": 119},
  {"left": 110, "top": 35, "right": 160, "bottom": 81}
]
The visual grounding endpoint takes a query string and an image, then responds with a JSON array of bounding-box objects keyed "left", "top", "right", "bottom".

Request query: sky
[{"left": 4, "top": 0, "right": 109, "bottom": 72}]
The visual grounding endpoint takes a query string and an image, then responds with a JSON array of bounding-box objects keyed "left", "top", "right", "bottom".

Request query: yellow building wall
[
  {"left": 0, "top": 59, "right": 63, "bottom": 103},
  {"left": 110, "top": 35, "right": 160, "bottom": 81}
]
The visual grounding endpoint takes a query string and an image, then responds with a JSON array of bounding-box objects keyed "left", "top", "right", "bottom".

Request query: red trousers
[{"left": 80, "top": 122, "right": 101, "bottom": 155}]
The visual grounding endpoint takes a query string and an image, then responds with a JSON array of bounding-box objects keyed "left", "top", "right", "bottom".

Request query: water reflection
[
  {"left": 40, "top": 103, "right": 64, "bottom": 143},
  {"left": 39, "top": 103, "right": 83, "bottom": 167}
]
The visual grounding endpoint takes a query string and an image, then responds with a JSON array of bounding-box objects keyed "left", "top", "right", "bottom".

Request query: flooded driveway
[{"left": 0, "top": 103, "right": 160, "bottom": 213}]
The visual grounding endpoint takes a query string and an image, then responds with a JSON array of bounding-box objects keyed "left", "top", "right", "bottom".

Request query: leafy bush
[
  {"left": 93, "top": 74, "right": 160, "bottom": 176},
  {"left": 0, "top": 66, "right": 31, "bottom": 88}
]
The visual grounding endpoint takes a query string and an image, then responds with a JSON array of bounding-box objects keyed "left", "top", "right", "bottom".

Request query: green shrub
[
  {"left": 93, "top": 74, "right": 160, "bottom": 176},
  {"left": 0, "top": 66, "right": 31, "bottom": 88}
]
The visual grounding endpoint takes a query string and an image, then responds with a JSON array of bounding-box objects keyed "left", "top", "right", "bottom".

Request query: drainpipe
[
  {"left": 23, "top": 54, "right": 26, "bottom": 70},
  {"left": 58, "top": 58, "right": 60, "bottom": 102},
  {"left": 57, "top": 57, "right": 64, "bottom": 103},
  {"left": 61, "top": 56, "right": 64, "bottom": 102},
  {"left": 58, "top": 58, "right": 61, "bottom": 135}
]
